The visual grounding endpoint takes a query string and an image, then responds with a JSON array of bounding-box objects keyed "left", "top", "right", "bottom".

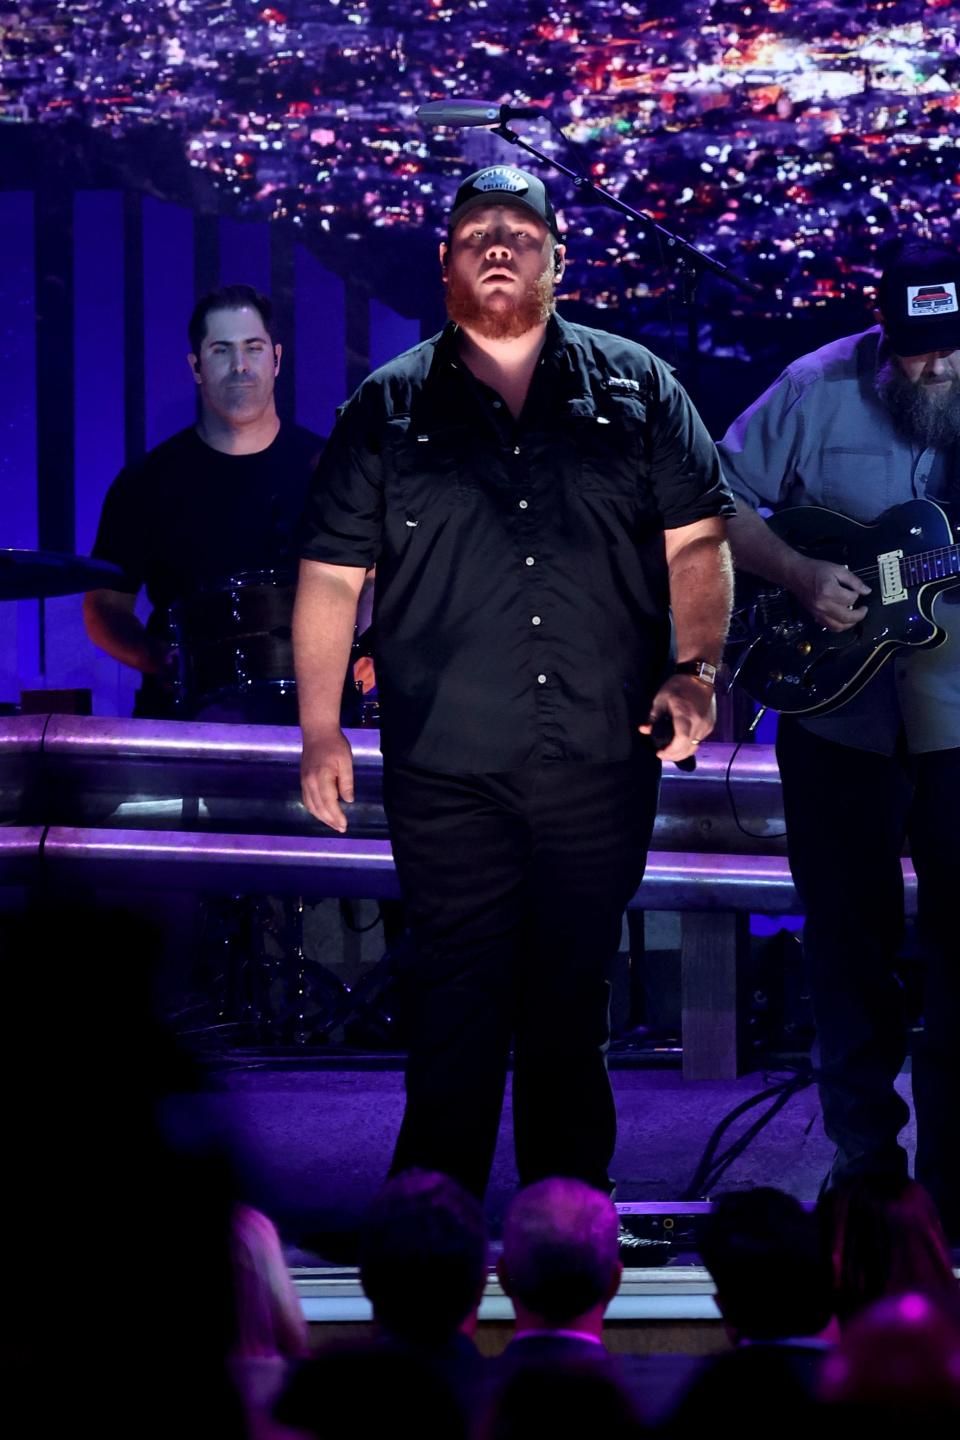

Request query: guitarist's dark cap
[{"left": 878, "top": 243, "right": 960, "bottom": 357}]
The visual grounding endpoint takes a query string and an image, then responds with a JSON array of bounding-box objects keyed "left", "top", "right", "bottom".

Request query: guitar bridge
[{"left": 878, "top": 549, "right": 907, "bottom": 605}]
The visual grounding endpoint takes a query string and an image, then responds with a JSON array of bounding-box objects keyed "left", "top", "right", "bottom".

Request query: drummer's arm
[{"left": 83, "top": 588, "right": 168, "bottom": 675}]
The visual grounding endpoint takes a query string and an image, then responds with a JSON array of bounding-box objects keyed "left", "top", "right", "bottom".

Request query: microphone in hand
[{"left": 649, "top": 711, "right": 697, "bottom": 773}]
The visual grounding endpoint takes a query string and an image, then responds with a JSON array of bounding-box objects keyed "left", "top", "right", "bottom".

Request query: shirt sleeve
[
  {"left": 648, "top": 361, "right": 737, "bottom": 528},
  {"left": 90, "top": 467, "right": 147, "bottom": 593},
  {"left": 298, "top": 387, "right": 384, "bottom": 569},
  {"left": 716, "top": 368, "right": 806, "bottom": 510}
]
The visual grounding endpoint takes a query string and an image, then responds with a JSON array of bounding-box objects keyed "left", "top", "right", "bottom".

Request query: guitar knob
[
  {"left": 798, "top": 641, "right": 812, "bottom": 655},
  {"left": 769, "top": 670, "right": 783, "bottom": 683}
]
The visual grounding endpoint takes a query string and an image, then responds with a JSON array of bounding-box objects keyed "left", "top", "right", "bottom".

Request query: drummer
[{"left": 84, "top": 284, "right": 331, "bottom": 719}]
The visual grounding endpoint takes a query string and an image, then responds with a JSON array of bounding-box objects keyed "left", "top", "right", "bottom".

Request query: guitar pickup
[{"left": 878, "top": 548, "right": 907, "bottom": 605}]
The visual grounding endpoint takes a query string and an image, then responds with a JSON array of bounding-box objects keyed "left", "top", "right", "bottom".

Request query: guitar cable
[{"left": 723, "top": 705, "right": 787, "bottom": 840}]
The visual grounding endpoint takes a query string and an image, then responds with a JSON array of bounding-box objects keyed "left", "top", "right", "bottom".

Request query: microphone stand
[{"left": 489, "top": 119, "right": 764, "bottom": 399}]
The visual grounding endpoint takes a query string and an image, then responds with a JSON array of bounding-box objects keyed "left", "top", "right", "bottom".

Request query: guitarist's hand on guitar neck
[{"left": 787, "top": 554, "right": 871, "bottom": 633}]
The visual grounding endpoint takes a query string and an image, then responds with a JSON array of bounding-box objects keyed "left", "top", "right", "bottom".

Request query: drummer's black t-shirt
[
  {"left": 91, "top": 422, "right": 322, "bottom": 716},
  {"left": 92, "top": 423, "right": 323, "bottom": 612}
]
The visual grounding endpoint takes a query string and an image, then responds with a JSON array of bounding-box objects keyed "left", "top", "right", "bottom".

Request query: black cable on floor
[{"left": 682, "top": 1063, "right": 817, "bottom": 1200}]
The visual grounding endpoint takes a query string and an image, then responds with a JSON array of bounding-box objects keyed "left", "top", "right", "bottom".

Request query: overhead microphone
[{"left": 416, "top": 99, "right": 543, "bottom": 129}]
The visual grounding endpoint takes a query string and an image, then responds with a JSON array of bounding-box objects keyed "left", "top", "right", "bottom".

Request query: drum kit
[
  {"left": 0, "top": 548, "right": 375, "bottom": 723},
  {"left": 2, "top": 547, "right": 393, "bottom": 1050}
]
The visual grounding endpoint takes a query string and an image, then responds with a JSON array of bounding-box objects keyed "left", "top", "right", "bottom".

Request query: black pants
[
  {"left": 777, "top": 720, "right": 960, "bottom": 1236},
  {"left": 381, "top": 750, "right": 660, "bottom": 1199}
]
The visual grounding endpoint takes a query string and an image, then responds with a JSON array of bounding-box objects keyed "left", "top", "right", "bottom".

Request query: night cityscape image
[{"left": 3, "top": 0, "right": 959, "bottom": 338}]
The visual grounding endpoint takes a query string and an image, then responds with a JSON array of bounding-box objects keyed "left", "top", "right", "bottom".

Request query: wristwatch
[{"left": 674, "top": 659, "right": 718, "bottom": 687}]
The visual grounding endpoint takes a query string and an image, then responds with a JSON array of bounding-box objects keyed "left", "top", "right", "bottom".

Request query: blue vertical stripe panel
[
  {"left": 0, "top": 193, "right": 38, "bottom": 700},
  {"left": 220, "top": 216, "right": 272, "bottom": 296},
  {"left": 52, "top": 190, "right": 129, "bottom": 711},
  {"left": 369, "top": 298, "right": 420, "bottom": 373},
  {"left": 294, "top": 246, "right": 346, "bottom": 438},
  {"left": 142, "top": 197, "right": 195, "bottom": 450},
  {"left": 74, "top": 191, "right": 126, "bottom": 554}
]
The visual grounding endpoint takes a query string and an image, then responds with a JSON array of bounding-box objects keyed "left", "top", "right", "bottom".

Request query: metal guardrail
[
  {"left": 1, "top": 714, "right": 788, "bottom": 850},
  {"left": 0, "top": 715, "right": 917, "bottom": 911},
  {"left": 0, "top": 714, "right": 917, "bottom": 1078}
]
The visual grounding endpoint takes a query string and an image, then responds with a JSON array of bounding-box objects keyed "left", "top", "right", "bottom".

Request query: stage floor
[{"left": 196, "top": 1062, "right": 917, "bottom": 1250}]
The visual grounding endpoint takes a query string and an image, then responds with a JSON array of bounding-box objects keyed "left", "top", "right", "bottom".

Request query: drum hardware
[
  {"left": 194, "top": 891, "right": 354, "bottom": 1046},
  {"left": 298, "top": 930, "right": 415, "bottom": 1047}
]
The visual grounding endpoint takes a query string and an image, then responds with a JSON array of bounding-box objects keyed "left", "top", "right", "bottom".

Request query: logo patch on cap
[
  {"left": 472, "top": 166, "right": 530, "bottom": 195},
  {"left": 907, "top": 281, "right": 959, "bottom": 318}
]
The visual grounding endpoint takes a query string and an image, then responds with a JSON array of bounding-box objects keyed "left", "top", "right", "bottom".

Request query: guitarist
[{"left": 718, "top": 242, "right": 960, "bottom": 1242}]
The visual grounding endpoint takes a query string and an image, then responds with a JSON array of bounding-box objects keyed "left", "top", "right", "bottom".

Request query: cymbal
[{"left": 0, "top": 549, "right": 127, "bottom": 601}]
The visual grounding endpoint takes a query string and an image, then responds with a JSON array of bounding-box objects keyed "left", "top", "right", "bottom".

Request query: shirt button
[
  {"left": 492, "top": 400, "right": 502, "bottom": 409},
  {"left": 531, "top": 615, "right": 542, "bottom": 625},
  {"left": 525, "top": 556, "right": 535, "bottom": 566},
  {"left": 537, "top": 674, "right": 547, "bottom": 684},
  {"left": 519, "top": 499, "right": 529, "bottom": 510}
]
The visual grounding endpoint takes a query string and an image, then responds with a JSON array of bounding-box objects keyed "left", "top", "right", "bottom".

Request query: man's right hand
[
  {"left": 300, "top": 728, "right": 355, "bottom": 833},
  {"left": 788, "top": 556, "right": 871, "bottom": 632}
]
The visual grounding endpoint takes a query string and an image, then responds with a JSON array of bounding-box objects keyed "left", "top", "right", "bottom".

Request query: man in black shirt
[
  {"left": 295, "top": 168, "right": 734, "bottom": 1197},
  {"left": 85, "top": 284, "right": 322, "bottom": 718}
]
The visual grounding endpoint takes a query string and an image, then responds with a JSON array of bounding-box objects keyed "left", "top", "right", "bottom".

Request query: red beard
[{"left": 445, "top": 264, "right": 556, "bottom": 339}]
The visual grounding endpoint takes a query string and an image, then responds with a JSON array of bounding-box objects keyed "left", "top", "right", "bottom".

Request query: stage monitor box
[
  {"left": 616, "top": 1201, "right": 712, "bottom": 1265},
  {"left": 20, "top": 688, "right": 92, "bottom": 716}
]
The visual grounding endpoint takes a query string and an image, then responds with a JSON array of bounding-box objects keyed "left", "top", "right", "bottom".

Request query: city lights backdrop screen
[{"left": 3, "top": 0, "right": 960, "bottom": 348}]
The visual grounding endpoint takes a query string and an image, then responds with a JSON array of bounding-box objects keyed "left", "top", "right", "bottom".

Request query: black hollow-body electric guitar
[{"left": 728, "top": 498, "right": 960, "bottom": 716}]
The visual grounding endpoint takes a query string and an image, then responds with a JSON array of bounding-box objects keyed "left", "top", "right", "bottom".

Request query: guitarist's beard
[{"left": 877, "top": 357, "right": 960, "bottom": 450}]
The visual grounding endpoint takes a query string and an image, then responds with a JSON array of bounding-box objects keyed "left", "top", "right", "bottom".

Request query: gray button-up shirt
[{"left": 718, "top": 326, "right": 959, "bottom": 754}]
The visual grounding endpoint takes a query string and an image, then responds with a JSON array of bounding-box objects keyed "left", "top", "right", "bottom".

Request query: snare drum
[
  {"left": 169, "top": 568, "right": 298, "bottom": 722},
  {"left": 168, "top": 569, "right": 368, "bottom": 725}
]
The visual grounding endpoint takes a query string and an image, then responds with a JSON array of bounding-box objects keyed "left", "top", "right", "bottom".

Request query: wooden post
[{"left": 681, "top": 911, "right": 747, "bottom": 1080}]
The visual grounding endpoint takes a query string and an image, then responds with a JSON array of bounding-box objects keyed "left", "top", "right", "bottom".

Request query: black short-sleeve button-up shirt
[{"left": 300, "top": 314, "right": 733, "bottom": 773}]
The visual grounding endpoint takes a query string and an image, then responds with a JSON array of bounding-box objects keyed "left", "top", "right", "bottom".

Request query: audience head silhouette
[
  {"left": 698, "top": 1186, "right": 834, "bottom": 1344},
  {"left": 358, "top": 1169, "right": 488, "bottom": 1344},
  {"left": 820, "top": 1292, "right": 960, "bottom": 1418},
  {"left": 818, "top": 1174, "right": 957, "bottom": 1326},
  {"left": 499, "top": 1178, "right": 622, "bottom": 1332}
]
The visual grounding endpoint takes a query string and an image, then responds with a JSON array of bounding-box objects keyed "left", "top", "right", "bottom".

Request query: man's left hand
[{"left": 638, "top": 674, "right": 717, "bottom": 762}]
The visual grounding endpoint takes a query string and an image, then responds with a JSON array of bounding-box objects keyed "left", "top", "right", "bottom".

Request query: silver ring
[{"left": 690, "top": 739, "right": 701, "bottom": 746}]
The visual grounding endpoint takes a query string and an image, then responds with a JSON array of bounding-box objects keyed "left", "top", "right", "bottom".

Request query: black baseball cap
[
  {"left": 877, "top": 242, "right": 960, "bottom": 356},
  {"left": 448, "top": 166, "right": 561, "bottom": 240}
]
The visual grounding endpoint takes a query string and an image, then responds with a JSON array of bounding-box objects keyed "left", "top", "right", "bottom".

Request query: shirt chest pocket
[
  {"left": 820, "top": 446, "right": 896, "bottom": 519},
  {"left": 383, "top": 416, "right": 476, "bottom": 514},
  {"left": 570, "top": 396, "right": 647, "bottom": 500}
]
